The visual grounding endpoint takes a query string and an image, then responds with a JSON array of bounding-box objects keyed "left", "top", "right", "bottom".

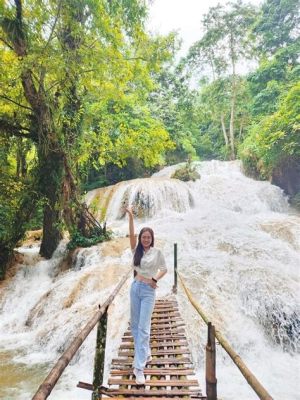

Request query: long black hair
[{"left": 133, "top": 227, "right": 154, "bottom": 266}]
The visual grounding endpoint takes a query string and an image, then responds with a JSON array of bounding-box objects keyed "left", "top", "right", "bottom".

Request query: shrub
[
  {"left": 171, "top": 161, "right": 200, "bottom": 182},
  {"left": 67, "top": 229, "right": 112, "bottom": 250}
]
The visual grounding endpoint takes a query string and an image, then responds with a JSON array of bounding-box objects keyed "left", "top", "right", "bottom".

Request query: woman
[{"left": 126, "top": 207, "right": 167, "bottom": 385}]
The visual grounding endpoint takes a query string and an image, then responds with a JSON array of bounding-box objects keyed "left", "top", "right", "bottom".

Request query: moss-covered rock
[{"left": 171, "top": 162, "right": 200, "bottom": 182}]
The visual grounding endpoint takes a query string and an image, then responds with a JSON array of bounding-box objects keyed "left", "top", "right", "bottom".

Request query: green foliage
[
  {"left": 24, "top": 201, "right": 44, "bottom": 231},
  {"left": 0, "top": 174, "right": 24, "bottom": 243},
  {"left": 184, "top": 1, "right": 258, "bottom": 159},
  {"left": 247, "top": 45, "right": 300, "bottom": 118},
  {"left": 239, "top": 82, "right": 300, "bottom": 178},
  {"left": 67, "top": 229, "right": 112, "bottom": 250},
  {"left": 253, "top": 0, "right": 300, "bottom": 55},
  {"left": 82, "top": 178, "right": 109, "bottom": 192},
  {"left": 0, "top": 0, "right": 176, "bottom": 269},
  {"left": 171, "top": 160, "right": 200, "bottom": 182},
  {"left": 147, "top": 61, "right": 201, "bottom": 162}
]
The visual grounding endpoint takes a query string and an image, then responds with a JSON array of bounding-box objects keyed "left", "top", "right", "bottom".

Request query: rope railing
[
  {"left": 32, "top": 270, "right": 131, "bottom": 400},
  {"left": 176, "top": 262, "right": 273, "bottom": 400}
]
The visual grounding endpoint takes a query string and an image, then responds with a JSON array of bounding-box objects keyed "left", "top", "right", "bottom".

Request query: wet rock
[{"left": 271, "top": 157, "right": 300, "bottom": 197}]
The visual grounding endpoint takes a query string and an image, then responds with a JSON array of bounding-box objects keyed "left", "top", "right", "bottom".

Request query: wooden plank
[
  {"left": 146, "top": 316, "right": 183, "bottom": 322},
  {"left": 120, "top": 341, "right": 189, "bottom": 349},
  {"left": 105, "top": 389, "right": 202, "bottom": 396},
  {"left": 152, "top": 310, "right": 180, "bottom": 315},
  {"left": 151, "top": 318, "right": 183, "bottom": 324},
  {"left": 122, "top": 335, "right": 186, "bottom": 342},
  {"left": 152, "top": 311, "right": 180, "bottom": 316},
  {"left": 118, "top": 350, "right": 191, "bottom": 357},
  {"left": 151, "top": 323, "right": 185, "bottom": 330},
  {"left": 108, "top": 379, "right": 200, "bottom": 386},
  {"left": 111, "top": 357, "right": 192, "bottom": 366},
  {"left": 102, "top": 398, "right": 206, "bottom": 400},
  {"left": 77, "top": 381, "right": 93, "bottom": 391},
  {"left": 110, "top": 369, "right": 195, "bottom": 376},
  {"left": 123, "top": 328, "right": 185, "bottom": 336}
]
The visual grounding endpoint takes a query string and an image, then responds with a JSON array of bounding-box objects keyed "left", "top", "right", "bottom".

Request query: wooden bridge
[
  {"left": 32, "top": 244, "right": 273, "bottom": 400},
  {"left": 102, "top": 297, "right": 205, "bottom": 399}
]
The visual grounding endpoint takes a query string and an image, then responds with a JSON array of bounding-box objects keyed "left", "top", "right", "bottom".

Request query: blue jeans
[{"left": 130, "top": 280, "right": 155, "bottom": 371}]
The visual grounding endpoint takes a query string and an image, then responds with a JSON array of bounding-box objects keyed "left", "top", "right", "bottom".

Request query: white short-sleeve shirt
[{"left": 132, "top": 247, "right": 167, "bottom": 279}]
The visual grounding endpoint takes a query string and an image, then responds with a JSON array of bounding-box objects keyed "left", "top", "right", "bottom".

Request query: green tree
[
  {"left": 186, "top": 0, "right": 257, "bottom": 159},
  {"left": 240, "top": 82, "right": 300, "bottom": 179},
  {"left": 148, "top": 58, "right": 200, "bottom": 163},
  {"left": 253, "top": 0, "right": 300, "bottom": 55},
  {"left": 0, "top": 0, "right": 174, "bottom": 278},
  {"left": 240, "top": 0, "right": 300, "bottom": 188}
]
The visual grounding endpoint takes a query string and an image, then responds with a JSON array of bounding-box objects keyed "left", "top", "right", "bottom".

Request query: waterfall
[{"left": 0, "top": 160, "right": 299, "bottom": 400}]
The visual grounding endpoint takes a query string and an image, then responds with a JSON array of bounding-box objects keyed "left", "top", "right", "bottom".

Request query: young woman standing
[{"left": 126, "top": 207, "right": 168, "bottom": 385}]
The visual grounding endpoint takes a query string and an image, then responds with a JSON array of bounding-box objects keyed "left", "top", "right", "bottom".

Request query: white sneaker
[{"left": 133, "top": 368, "right": 145, "bottom": 385}]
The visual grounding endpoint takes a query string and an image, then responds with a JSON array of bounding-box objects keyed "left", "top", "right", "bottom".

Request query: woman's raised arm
[{"left": 125, "top": 207, "right": 137, "bottom": 250}]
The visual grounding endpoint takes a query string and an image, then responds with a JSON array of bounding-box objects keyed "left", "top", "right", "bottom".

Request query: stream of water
[{"left": 0, "top": 160, "right": 299, "bottom": 399}]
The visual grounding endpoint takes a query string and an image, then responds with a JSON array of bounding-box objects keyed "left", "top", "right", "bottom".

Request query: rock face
[{"left": 271, "top": 157, "right": 300, "bottom": 197}]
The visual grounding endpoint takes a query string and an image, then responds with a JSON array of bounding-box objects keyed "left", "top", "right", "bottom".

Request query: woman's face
[{"left": 140, "top": 230, "right": 153, "bottom": 250}]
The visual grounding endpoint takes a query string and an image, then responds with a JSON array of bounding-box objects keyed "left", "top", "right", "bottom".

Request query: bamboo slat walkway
[{"left": 100, "top": 298, "right": 206, "bottom": 399}]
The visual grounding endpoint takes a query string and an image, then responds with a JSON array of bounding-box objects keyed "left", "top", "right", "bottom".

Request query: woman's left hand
[{"left": 149, "top": 280, "right": 158, "bottom": 289}]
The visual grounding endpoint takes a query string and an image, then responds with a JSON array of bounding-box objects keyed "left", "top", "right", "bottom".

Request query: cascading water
[{"left": 0, "top": 160, "right": 299, "bottom": 400}]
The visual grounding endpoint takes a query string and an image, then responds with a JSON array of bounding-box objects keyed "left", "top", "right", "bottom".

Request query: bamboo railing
[
  {"left": 178, "top": 271, "right": 274, "bottom": 400},
  {"left": 32, "top": 270, "right": 131, "bottom": 400}
]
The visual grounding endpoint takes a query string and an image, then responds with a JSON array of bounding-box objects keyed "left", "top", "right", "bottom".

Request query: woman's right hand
[
  {"left": 125, "top": 206, "right": 133, "bottom": 216},
  {"left": 126, "top": 205, "right": 136, "bottom": 249}
]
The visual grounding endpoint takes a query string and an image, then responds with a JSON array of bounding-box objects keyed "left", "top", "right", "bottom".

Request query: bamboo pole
[
  {"left": 178, "top": 272, "right": 273, "bottom": 400},
  {"left": 206, "top": 322, "right": 217, "bottom": 400},
  {"left": 32, "top": 270, "right": 131, "bottom": 400},
  {"left": 172, "top": 243, "right": 178, "bottom": 294},
  {"left": 93, "top": 308, "right": 108, "bottom": 397}
]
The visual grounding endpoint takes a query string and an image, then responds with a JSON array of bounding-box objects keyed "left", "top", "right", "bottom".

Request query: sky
[{"left": 147, "top": 0, "right": 263, "bottom": 57}]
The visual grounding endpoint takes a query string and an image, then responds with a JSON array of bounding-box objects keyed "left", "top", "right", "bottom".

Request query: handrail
[
  {"left": 32, "top": 270, "right": 131, "bottom": 400},
  {"left": 178, "top": 272, "right": 273, "bottom": 400}
]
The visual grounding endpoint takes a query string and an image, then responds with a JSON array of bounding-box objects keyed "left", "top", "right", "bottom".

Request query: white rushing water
[{"left": 0, "top": 160, "right": 299, "bottom": 399}]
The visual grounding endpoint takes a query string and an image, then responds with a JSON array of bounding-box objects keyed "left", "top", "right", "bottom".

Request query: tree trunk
[
  {"left": 229, "top": 33, "right": 236, "bottom": 160},
  {"left": 220, "top": 114, "right": 229, "bottom": 148},
  {"left": 0, "top": 247, "right": 13, "bottom": 280},
  {"left": 2, "top": 2, "right": 64, "bottom": 259},
  {"left": 16, "top": 138, "right": 27, "bottom": 177},
  {"left": 229, "top": 91, "right": 236, "bottom": 160},
  {"left": 38, "top": 151, "right": 64, "bottom": 258}
]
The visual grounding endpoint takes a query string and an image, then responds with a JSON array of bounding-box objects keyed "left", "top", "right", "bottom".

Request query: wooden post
[
  {"left": 92, "top": 308, "right": 108, "bottom": 399},
  {"left": 172, "top": 243, "right": 178, "bottom": 294},
  {"left": 206, "top": 322, "right": 217, "bottom": 400}
]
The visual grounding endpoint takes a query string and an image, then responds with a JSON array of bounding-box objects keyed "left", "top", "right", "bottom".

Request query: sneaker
[{"left": 133, "top": 368, "right": 145, "bottom": 385}]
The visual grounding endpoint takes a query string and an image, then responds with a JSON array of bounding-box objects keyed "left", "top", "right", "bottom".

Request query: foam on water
[{"left": 0, "top": 160, "right": 299, "bottom": 399}]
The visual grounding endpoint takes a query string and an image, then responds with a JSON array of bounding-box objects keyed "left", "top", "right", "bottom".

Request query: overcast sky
[{"left": 147, "top": 0, "right": 263, "bottom": 57}]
